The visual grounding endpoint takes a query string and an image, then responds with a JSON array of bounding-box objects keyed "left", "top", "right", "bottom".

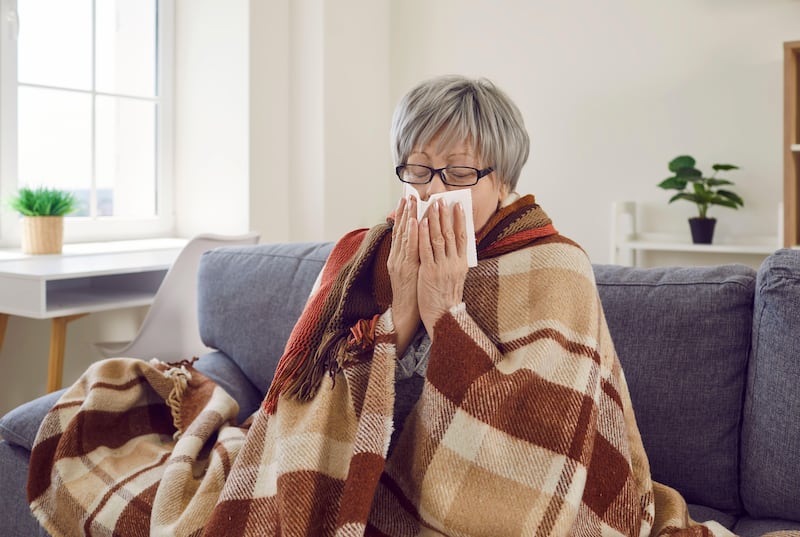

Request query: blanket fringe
[
  {"left": 344, "top": 314, "right": 380, "bottom": 358},
  {"left": 155, "top": 359, "right": 195, "bottom": 440}
]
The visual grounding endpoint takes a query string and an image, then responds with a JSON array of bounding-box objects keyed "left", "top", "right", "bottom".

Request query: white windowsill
[{"left": 0, "top": 237, "right": 188, "bottom": 262}]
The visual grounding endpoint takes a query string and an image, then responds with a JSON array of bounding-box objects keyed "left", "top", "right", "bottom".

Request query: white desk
[{"left": 0, "top": 238, "right": 186, "bottom": 392}]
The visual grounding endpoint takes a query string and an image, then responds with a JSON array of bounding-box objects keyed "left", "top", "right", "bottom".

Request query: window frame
[{"left": 0, "top": 0, "right": 175, "bottom": 247}]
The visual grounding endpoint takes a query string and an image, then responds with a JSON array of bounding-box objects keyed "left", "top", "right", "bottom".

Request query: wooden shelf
[{"left": 785, "top": 41, "right": 800, "bottom": 247}]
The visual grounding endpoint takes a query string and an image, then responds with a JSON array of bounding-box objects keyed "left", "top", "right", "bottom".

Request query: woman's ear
[{"left": 498, "top": 182, "right": 509, "bottom": 202}]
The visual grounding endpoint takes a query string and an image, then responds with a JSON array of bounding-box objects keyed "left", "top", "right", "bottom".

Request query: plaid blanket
[
  {"left": 29, "top": 198, "right": 752, "bottom": 536},
  {"left": 28, "top": 358, "right": 246, "bottom": 536}
]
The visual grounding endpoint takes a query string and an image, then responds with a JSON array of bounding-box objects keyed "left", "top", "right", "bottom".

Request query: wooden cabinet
[{"left": 785, "top": 41, "right": 800, "bottom": 247}]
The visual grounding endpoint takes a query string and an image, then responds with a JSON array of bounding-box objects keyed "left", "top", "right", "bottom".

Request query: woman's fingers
[
  {"left": 428, "top": 200, "right": 448, "bottom": 259},
  {"left": 405, "top": 203, "right": 419, "bottom": 259},
  {"left": 391, "top": 197, "right": 416, "bottom": 256},
  {"left": 417, "top": 199, "right": 469, "bottom": 334},
  {"left": 421, "top": 200, "right": 466, "bottom": 264},
  {"left": 388, "top": 196, "right": 422, "bottom": 354},
  {"left": 388, "top": 196, "right": 420, "bottom": 272},
  {"left": 452, "top": 202, "right": 467, "bottom": 260},
  {"left": 392, "top": 197, "right": 408, "bottom": 242}
]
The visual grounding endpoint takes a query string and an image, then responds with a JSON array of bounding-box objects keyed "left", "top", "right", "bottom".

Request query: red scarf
[{"left": 263, "top": 194, "right": 556, "bottom": 413}]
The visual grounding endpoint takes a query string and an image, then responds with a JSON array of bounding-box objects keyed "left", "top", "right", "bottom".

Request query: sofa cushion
[
  {"left": 197, "top": 242, "right": 334, "bottom": 394},
  {"left": 741, "top": 248, "right": 800, "bottom": 521},
  {"left": 594, "top": 263, "right": 756, "bottom": 513}
]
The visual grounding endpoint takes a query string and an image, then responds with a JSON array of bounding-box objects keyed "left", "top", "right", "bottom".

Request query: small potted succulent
[
  {"left": 657, "top": 155, "right": 744, "bottom": 244},
  {"left": 8, "top": 186, "right": 78, "bottom": 254}
]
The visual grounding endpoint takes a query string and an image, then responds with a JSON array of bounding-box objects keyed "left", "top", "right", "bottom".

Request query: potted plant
[
  {"left": 8, "top": 186, "right": 78, "bottom": 254},
  {"left": 657, "top": 155, "right": 744, "bottom": 244}
]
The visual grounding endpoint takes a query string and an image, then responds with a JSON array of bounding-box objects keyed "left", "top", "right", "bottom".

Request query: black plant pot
[{"left": 688, "top": 217, "right": 716, "bottom": 244}]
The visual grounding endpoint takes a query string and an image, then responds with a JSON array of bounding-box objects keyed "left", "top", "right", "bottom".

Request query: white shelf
[
  {"left": 618, "top": 238, "right": 778, "bottom": 255},
  {"left": 611, "top": 201, "right": 782, "bottom": 267},
  {"left": 45, "top": 288, "right": 162, "bottom": 318}
]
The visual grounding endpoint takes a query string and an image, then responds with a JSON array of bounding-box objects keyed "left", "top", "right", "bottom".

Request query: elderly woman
[
  {"left": 30, "top": 76, "right": 737, "bottom": 537},
  {"left": 207, "top": 75, "right": 731, "bottom": 536}
]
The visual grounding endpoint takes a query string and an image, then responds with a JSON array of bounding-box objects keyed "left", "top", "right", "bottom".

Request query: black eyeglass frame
[{"left": 395, "top": 164, "right": 494, "bottom": 187}]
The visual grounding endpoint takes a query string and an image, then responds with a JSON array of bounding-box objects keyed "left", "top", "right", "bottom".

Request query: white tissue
[{"left": 403, "top": 184, "right": 478, "bottom": 267}]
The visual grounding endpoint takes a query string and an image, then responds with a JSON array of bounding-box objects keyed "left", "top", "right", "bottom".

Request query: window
[{"left": 0, "top": 0, "right": 174, "bottom": 245}]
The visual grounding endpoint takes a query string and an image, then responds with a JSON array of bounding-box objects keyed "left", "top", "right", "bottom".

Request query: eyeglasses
[{"left": 395, "top": 164, "right": 494, "bottom": 187}]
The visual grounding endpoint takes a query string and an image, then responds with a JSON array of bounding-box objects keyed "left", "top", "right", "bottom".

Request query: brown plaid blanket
[{"left": 29, "top": 198, "right": 749, "bottom": 536}]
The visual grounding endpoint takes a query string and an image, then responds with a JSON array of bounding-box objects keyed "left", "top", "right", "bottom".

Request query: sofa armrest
[
  {"left": 0, "top": 390, "right": 64, "bottom": 451},
  {"left": 741, "top": 248, "right": 800, "bottom": 521}
]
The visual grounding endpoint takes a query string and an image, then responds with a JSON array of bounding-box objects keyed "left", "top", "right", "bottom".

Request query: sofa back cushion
[
  {"left": 741, "top": 249, "right": 800, "bottom": 520},
  {"left": 593, "top": 263, "right": 756, "bottom": 513},
  {"left": 197, "top": 242, "right": 334, "bottom": 394}
]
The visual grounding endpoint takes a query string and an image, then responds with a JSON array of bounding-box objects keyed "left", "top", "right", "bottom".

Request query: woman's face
[{"left": 405, "top": 135, "right": 507, "bottom": 233}]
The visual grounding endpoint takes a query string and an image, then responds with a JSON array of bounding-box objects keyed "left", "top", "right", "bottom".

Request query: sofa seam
[
  {"left": 738, "top": 293, "right": 766, "bottom": 518},
  {"left": 595, "top": 280, "right": 754, "bottom": 290}
]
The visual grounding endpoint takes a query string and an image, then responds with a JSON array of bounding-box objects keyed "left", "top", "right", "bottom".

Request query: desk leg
[
  {"left": 0, "top": 313, "right": 8, "bottom": 353},
  {"left": 47, "top": 313, "right": 89, "bottom": 393}
]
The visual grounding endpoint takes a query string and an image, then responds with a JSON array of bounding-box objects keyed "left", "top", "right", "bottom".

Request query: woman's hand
[
  {"left": 418, "top": 200, "right": 468, "bottom": 337},
  {"left": 387, "top": 196, "right": 422, "bottom": 355}
]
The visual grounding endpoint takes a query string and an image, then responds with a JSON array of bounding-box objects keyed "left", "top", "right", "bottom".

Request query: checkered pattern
[
  {"left": 363, "top": 240, "right": 649, "bottom": 537},
  {"left": 28, "top": 358, "right": 244, "bottom": 536},
  {"left": 29, "top": 197, "right": 744, "bottom": 536}
]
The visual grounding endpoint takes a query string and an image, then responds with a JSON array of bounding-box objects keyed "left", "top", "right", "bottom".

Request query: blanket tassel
[{"left": 162, "top": 363, "right": 193, "bottom": 440}]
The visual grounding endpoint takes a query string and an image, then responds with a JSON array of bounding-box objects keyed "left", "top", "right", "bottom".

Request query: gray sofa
[{"left": 1, "top": 241, "right": 799, "bottom": 537}]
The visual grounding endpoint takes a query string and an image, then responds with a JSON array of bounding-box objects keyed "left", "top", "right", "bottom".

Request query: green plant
[
  {"left": 8, "top": 186, "right": 78, "bottom": 217},
  {"left": 657, "top": 155, "right": 744, "bottom": 219}
]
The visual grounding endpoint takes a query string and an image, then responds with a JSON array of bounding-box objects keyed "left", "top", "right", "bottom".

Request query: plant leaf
[
  {"left": 705, "top": 178, "right": 734, "bottom": 187},
  {"left": 669, "top": 155, "right": 695, "bottom": 173},
  {"left": 710, "top": 198, "right": 742, "bottom": 209},
  {"left": 7, "top": 186, "right": 77, "bottom": 216},
  {"left": 658, "top": 177, "right": 687, "bottom": 190},
  {"left": 692, "top": 182, "right": 713, "bottom": 199},
  {"left": 668, "top": 192, "right": 700, "bottom": 204},
  {"left": 716, "top": 190, "right": 744, "bottom": 206},
  {"left": 675, "top": 166, "right": 702, "bottom": 179},
  {"left": 712, "top": 163, "right": 739, "bottom": 171}
]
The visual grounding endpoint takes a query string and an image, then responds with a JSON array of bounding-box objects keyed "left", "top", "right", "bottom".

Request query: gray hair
[{"left": 391, "top": 75, "right": 530, "bottom": 192}]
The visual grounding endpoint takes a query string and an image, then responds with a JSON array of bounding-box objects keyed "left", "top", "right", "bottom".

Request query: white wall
[
  {"left": 321, "top": 0, "right": 393, "bottom": 240},
  {"left": 276, "top": 0, "right": 393, "bottom": 243},
  {"left": 173, "top": 0, "right": 250, "bottom": 237},
  {"left": 249, "top": 0, "right": 291, "bottom": 241}
]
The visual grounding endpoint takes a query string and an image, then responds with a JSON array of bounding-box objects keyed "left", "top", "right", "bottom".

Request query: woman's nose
[{"left": 419, "top": 173, "right": 447, "bottom": 201}]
